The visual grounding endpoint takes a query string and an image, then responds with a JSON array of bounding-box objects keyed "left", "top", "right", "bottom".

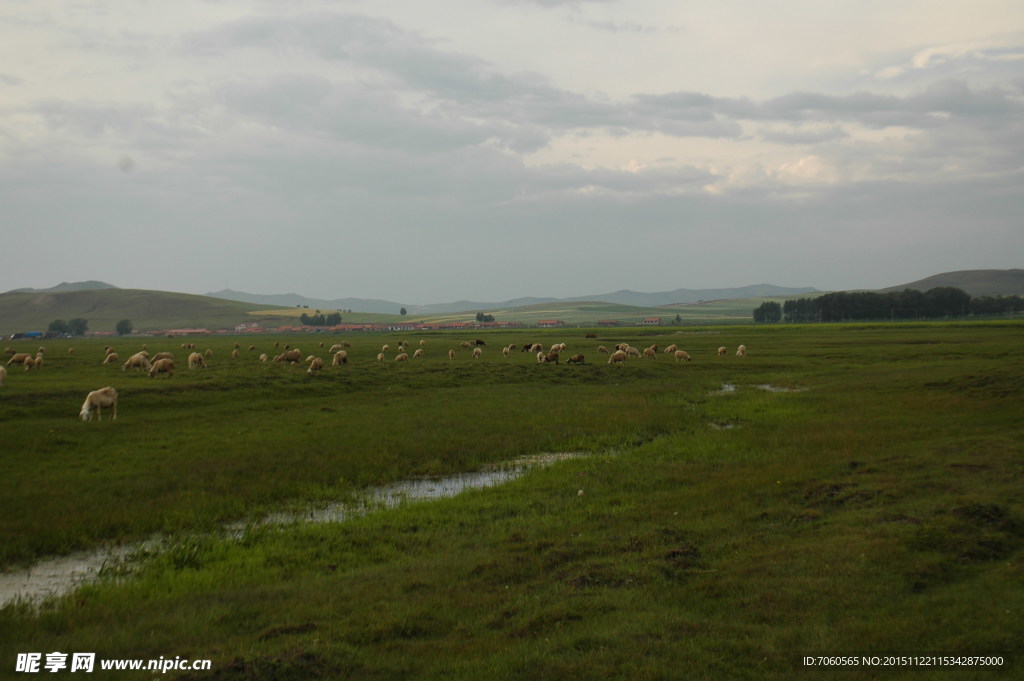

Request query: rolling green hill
[{"left": 0, "top": 288, "right": 284, "bottom": 337}]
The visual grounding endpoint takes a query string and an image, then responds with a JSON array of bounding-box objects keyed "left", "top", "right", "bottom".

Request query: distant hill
[
  {"left": 7, "top": 281, "right": 118, "bottom": 294},
  {"left": 0, "top": 288, "right": 281, "bottom": 336},
  {"left": 879, "top": 269, "right": 1024, "bottom": 297},
  {"left": 207, "top": 284, "right": 819, "bottom": 315},
  {"left": 206, "top": 289, "right": 405, "bottom": 315}
]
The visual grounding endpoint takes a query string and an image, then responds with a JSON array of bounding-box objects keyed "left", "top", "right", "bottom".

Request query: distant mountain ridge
[
  {"left": 7, "top": 281, "right": 118, "bottom": 294},
  {"left": 206, "top": 284, "right": 821, "bottom": 314}
]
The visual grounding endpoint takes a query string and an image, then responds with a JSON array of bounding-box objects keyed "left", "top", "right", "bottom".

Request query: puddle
[
  {"left": 712, "top": 383, "right": 807, "bottom": 395},
  {"left": 0, "top": 452, "right": 586, "bottom": 608}
]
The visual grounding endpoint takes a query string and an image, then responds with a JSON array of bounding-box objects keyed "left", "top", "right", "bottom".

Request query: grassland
[{"left": 1, "top": 322, "right": 1022, "bottom": 679}]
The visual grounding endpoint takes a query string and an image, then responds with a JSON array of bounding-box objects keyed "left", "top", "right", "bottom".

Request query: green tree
[
  {"left": 753, "top": 301, "right": 782, "bottom": 323},
  {"left": 116, "top": 319, "right": 133, "bottom": 336},
  {"left": 48, "top": 319, "right": 71, "bottom": 334},
  {"left": 400, "top": 307, "right": 407, "bottom": 316},
  {"left": 69, "top": 318, "right": 89, "bottom": 336}
]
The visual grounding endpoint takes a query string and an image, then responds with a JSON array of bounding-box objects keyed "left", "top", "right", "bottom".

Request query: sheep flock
[{"left": 1, "top": 337, "right": 749, "bottom": 422}]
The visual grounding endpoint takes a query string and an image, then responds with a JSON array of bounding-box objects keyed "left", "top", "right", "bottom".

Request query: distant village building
[
  {"left": 640, "top": 318, "right": 662, "bottom": 326},
  {"left": 535, "top": 319, "right": 566, "bottom": 328},
  {"left": 597, "top": 320, "right": 620, "bottom": 327}
]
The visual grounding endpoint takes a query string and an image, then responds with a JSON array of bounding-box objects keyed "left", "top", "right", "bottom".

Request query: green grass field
[{"left": 1, "top": 323, "right": 1022, "bottom": 679}]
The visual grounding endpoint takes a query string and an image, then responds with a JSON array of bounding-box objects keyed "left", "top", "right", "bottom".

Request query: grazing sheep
[
  {"left": 502, "top": 346, "right": 511, "bottom": 358},
  {"left": 234, "top": 342, "right": 241, "bottom": 350},
  {"left": 567, "top": 354, "right": 585, "bottom": 365},
  {"left": 585, "top": 332, "right": 597, "bottom": 339},
  {"left": 674, "top": 350, "right": 692, "bottom": 362},
  {"left": 472, "top": 347, "right": 482, "bottom": 359},
  {"left": 231, "top": 349, "right": 239, "bottom": 359},
  {"left": 152, "top": 352, "right": 174, "bottom": 363},
  {"left": 608, "top": 350, "right": 627, "bottom": 365},
  {"left": 531, "top": 343, "right": 544, "bottom": 352},
  {"left": 460, "top": 341, "right": 470, "bottom": 349},
  {"left": 319, "top": 341, "right": 325, "bottom": 348},
  {"left": 597, "top": 346, "right": 608, "bottom": 354},
  {"left": 626, "top": 347, "right": 642, "bottom": 359},
  {"left": 643, "top": 347, "right": 657, "bottom": 359},
  {"left": 103, "top": 352, "right": 120, "bottom": 365},
  {"left": 377, "top": 352, "right": 385, "bottom": 362},
  {"left": 419, "top": 340, "right": 426, "bottom": 347},
  {"left": 259, "top": 353, "right": 269, "bottom": 362},
  {"left": 474, "top": 339, "right": 486, "bottom": 346},
  {"left": 718, "top": 346, "right": 727, "bottom": 356},
  {"left": 6, "top": 353, "right": 31, "bottom": 366},
  {"left": 188, "top": 352, "right": 207, "bottom": 369},
  {"left": 122, "top": 352, "right": 152, "bottom": 372},
  {"left": 520, "top": 344, "right": 534, "bottom": 353},
  {"left": 248, "top": 345, "right": 257, "bottom": 352},
  {"left": 105, "top": 346, "right": 116, "bottom": 356},
  {"left": 413, "top": 348, "right": 424, "bottom": 358},
  {"left": 204, "top": 349, "right": 214, "bottom": 359},
  {"left": 329, "top": 344, "right": 344, "bottom": 354},
  {"left": 80, "top": 386, "right": 118, "bottom": 422},
  {"left": 395, "top": 352, "right": 409, "bottom": 362},
  {"left": 33, "top": 354, "right": 44, "bottom": 369},
  {"left": 617, "top": 343, "right": 630, "bottom": 352},
  {"left": 536, "top": 351, "right": 546, "bottom": 363},
  {"left": 68, "top": 347, "right": 75, "bottom": 355},
  {"left": 149, "top": 358, "right": 175, "bottom": 378},
  {"left": 332, "top": 350, "right": 348, "bottom": 365},
  {"left": 542, "top": 351, "right": 560, "bottom": 364},
  {"left": 273, "top": 349, "right": 302, "bottom": 365},
  {"left": 736, "top": 345, "right": 747, "bottom": 357},
  {"left": 3, "top": 347, "right": 14, "bottom": 355},
  {"left": 448, "top": 349, "right": 456, "bottom": 360},
  {"left": 508, "top": 343, "right": 517, "bottom": 351},
  {"left": 307, "top": 356, "right": 324, "bottom": 375}
]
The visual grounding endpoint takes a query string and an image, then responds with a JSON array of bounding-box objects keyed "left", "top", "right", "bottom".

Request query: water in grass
[{"left": 0, "top": 453, "right": 584, "bottom": 607}]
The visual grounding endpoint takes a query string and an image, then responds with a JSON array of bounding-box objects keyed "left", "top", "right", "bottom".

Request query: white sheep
[
  {"left": 413, "top": 348, "right": 424, "bottom": 358},
  {"left": 149, "top": 358, "right": 175, "bottom": 378},
  {"left": 448, "top": 349, "right": 456, "bottom": 360},
  {"left": 664, "top": 344, "right": 678, "bottom": 354},
  {"left": 377, "top": 352, "right": 385, "bottom": 362},
  {"left": 608, "top": 350, "right": 627, "bottom": 365},
  {"left": 643, "top": 347, "right": 657, "bottom": 359},
  {"left": 536, "top": 351, "right": 546, "bottom": 363},
  {"left": 307, "top": 356, "right": 324, "bottom": 375},
  {"left": 329, "top": 344, "right": 344, "bottom": 354},
  {"left": 103, "top": 352, "right": 120, "bottom": 365},
  {"left": 736, "top": 344, "right": 747, "bottom": 357},
  {"left": 626, "top": 347, "right": 641, "bottom": 359},
  {"left": 151, "top": 352, "right": 174, "bottom": 363},
  {"left": 6, "top": 353, "right": 31, "bottom": 366},
  {"left": 259, "top": 353, "right": 269, "bottom": 362},
  {"left": 718, "top": 346, "right": 727, "bottom": 356},
  {"left": 188, "top": 352, "right": 207, "bottom": 369},
  {"left": 674, "top": 350, "right": 691, "bottom": 362},
  {"left": 502, "top": 346, "right": 511, "bottom": 358},
  {"left": 122, "top": 352, "right": 152, "bottom": 372},
  {"left": 395, "top": 352, "right": 409, "bottom": 362},
  {"left": 332, "top": 350, "right": 348, "bottom": 365},
  {"left": 473, "top": 347, "right": 482, "bottom": 358},
  {"left": 80, "top": 386, "right": 118, "bottom": 422}
]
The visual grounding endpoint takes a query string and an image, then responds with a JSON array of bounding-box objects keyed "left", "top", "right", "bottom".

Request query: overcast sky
[{"left": 2, "top": 1, "right": 1022, "bottom": 303}]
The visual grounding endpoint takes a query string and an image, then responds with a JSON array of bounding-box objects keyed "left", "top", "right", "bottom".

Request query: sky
[{"left": 2, "top": 0, "right": 1022, "bottom": 304}]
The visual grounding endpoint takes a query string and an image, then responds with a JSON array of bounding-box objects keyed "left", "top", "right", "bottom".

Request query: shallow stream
[{"left": 0, "top": 452, "right": 584, "bottom": 607}]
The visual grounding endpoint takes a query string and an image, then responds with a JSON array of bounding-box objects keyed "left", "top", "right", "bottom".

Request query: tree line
[
  {"left": 299, "top": 312, "right": 343, "bottom": 326},
  {"left": 753, "top": 287, "right": 1024, "bottom": 323}
]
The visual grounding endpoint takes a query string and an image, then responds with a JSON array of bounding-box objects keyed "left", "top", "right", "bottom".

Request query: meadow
[{"left": 1, "top": 322, "right": 1022, "bottom": 679}]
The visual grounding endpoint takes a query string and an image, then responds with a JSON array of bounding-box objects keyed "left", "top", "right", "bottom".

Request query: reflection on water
[{"left": 0, "top": 452, "right": 585, "bottom": 607}]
